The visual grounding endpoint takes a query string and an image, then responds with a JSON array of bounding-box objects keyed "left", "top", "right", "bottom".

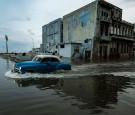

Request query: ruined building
[
  {"left": 42, "top": 18, "right": 63, "bottom": 53},
  {"left": 62, "top": 0, "right": 135, "bottom": 59}
]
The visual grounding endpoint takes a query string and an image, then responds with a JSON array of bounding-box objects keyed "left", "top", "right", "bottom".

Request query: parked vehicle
[{"left": 12, "top": 55, "right": 71, "bottom": 74}]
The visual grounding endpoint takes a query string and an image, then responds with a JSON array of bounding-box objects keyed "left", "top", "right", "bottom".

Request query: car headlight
[{"left": 19, "top": 67, "right": 21, "bottom": 70}]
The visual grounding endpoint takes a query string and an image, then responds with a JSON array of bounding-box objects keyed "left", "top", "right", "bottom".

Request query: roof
[
  {"left": 36, "top": 55, "right": 59, "bottom": 58},
  {"left": 35, "top": 55, "right": 61, "bottom": 61},
  {"left": 122, "top": 20, "right": 134, "bottom": 26},
  {"left": 42, "top": 18, "right": 63, "bottom": 28},
  {"left": 99, "top": 0, "right": 122, "bottom": 10}
]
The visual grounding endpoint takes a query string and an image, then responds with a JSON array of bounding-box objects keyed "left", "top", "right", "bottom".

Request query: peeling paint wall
[{"left": 63, "top": 1, "right": 97, "bottom": 43}]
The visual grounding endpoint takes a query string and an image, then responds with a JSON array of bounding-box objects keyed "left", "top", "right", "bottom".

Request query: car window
[
  {"left": 36, "top": 57, "right": 41, "bottom": 62},
  {"left": 32, "top": 57, "right": 41, "bottom": 62},
  {"left": 41, "top": 58, "right": 50, "bottom": 63},
  {"left": 32, "top": 56, "right": 37, "bottom": 61},
  {"left": 51, "top": 58, "right": 60, "bottom": 62}
]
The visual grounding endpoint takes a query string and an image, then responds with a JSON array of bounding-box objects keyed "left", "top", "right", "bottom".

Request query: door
[
  {"left": 85, "top": 51, "right": 91, "bottom": 59},
  {"left": 39, "top": 57, "right": 51, "bottom": 73},
  {"left": 103, "top": 46, "right": 107, "bottom": 59},
  {"left": 49, "top": 57, "right": 60, "bottom": 71}
]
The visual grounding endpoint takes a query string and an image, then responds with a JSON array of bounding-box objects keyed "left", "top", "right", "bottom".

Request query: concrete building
[
  {"left": 133, "top": 24, "right": 135, "bottom": 56},
  {"left": 58, "top": 43, "right": 82, "bottom": 57},
  {"left": 62, "top": 0, "right": 135, "bottom": 59},
  {"left": 39, "top": 44, "right": 43, "bottom": 52},
  {"left": 61, "top": 1, "right": 96, "bottom": 58},
  {"left": 32, "top": 48, "right": 40, "bottom": 53},
  {"left": 42, "top": 18, "right": 63, "bottom": 53}
]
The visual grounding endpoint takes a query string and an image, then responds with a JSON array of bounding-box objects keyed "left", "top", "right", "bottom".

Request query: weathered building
[
  {"left": 58, "top": 43, "right": 82, "bottom": 57},
  {"left": 95, "top": 0, "right": 135, "bottom": 59},
  {"left": 62, "top": 0, "right": 135, "bottom": 59},
  {"left": 133, "top": 24, "right": 135, "bottom": 56},
  {"left": 62, "top": 1, "right": 97, "bottom": 58},
  {"left": 42, "top": 18, "right": 63, "bottom": 53}
]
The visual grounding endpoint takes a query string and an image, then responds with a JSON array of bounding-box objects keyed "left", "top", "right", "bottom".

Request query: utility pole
[
  {"left": 32, "top": 38, "right": 34, "bottom": 49},
  {"left": 5, "top": 35, "right": 8, "bottom": 54}
]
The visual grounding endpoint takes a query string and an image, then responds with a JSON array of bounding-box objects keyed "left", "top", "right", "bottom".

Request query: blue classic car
[{"left": 12, "top": 55, "right": 71, "bottom": 74}]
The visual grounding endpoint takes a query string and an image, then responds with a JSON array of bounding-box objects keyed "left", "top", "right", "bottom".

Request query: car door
[
  {"left": 38, "top": 57, "right": 51, "bottom": 73},
  {"left": 49, "top": 57, "right": 60, "bottom": 71}
]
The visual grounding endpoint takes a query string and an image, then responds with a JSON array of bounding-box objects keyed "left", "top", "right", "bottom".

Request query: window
[
  {"left": 60, "top": 44, "right": 65, "bottom": 48},
  {"left": 54, "top": 33, "right": 58, "bottom": 43},
  {"left": 111, "top": 26, "right": 113, "bottom": 34},
  {"left": 32, "top": 57, "right": 41, "bottom": 62},
  {"left": 74, "top": 45, "right": 79, "bottom": 52},
  {"left": 68, "top": 19, "right": 71, "bottom": 41},
  {"left": 46, "top": 26, "right": 49, "bottom": 35},
  {"left": 106, "top": 13, "right": 108, "bottom": 18},
  {"left": 41, "top": 58, "right": 50, "bottom": 63},
  {"left": 50, "top": 24, "right": 54, "bottom": 34},
  {"left": 54, "top": 22, "right": 58, "bottom": 33},
  {"left": 110, "top": 48, "right": 113, "bottom": 54},
  {"left": 121, "top": 44, "right": 123, "bottom": 53},
  {"left": 102, "top": 11, "right": 104, "bottom": 16},
  {"left": 51, "top": 58, "right": 59, "bottom": 62}
]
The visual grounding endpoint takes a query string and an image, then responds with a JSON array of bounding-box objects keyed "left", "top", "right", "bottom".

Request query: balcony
[
  {"left": 110, "top": 35, "right": 135, "bottom": 42},
  {"left": 100, "top": 17, "right": 112, "bottom": 23},
  {"left": 100, "top": 36, "right": 111, "bottom": 41}
]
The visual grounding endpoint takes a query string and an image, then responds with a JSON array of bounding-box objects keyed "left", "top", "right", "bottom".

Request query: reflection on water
[
  {"left": 14, "top": 75, "right": 132, "bottom": 114},
  {"left": 1, "top": 58, "right": 135, "bottom": 115},
  {"left": 15, "top": 78, "right": 59, "bottom": 89},
  {"left": 6, "top": 59, "right": 10, "bottom": 70}
]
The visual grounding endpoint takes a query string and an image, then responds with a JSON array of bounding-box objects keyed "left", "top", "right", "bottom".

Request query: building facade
[
  {"left": 94, "top": 0, "right": 135, "bottom": 59},
  {"left": 42, "top": 18, "right": 63, "bottom": 53},
  {"left": 62, "top": 1, "right": 97, "bottom": 58},
  {"left": 62, "top": 0, "right": 135, "bottom": 59},
  {"left": 58, "top": 43, "right": 82, "bottom": 57}
]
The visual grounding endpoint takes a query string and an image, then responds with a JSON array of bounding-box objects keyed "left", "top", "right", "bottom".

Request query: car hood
[{"left": 15, "top": 61, "right": 40, "bottom": 68}]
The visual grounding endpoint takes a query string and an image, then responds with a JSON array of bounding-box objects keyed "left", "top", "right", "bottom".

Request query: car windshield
[{"left": 32, "top": 56, "right": 42, "bottom": 62}]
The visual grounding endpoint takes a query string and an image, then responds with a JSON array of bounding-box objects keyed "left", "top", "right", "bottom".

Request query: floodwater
[{"left": 0, "top": 58, "right": 135, "bottom": 115}]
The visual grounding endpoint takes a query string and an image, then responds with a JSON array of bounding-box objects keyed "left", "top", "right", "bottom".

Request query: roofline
[
  {"left": 122, "top": 20, "right": 134, "bottom": 27},
  {"left": 99, "top": 0, "right": 122, "bottom": 11},
  {"left": 63, "top": 1, "right": 96, "bottom": 18},
  {"left": 42, "top": 18, "right": 63, "bottom": 28}
]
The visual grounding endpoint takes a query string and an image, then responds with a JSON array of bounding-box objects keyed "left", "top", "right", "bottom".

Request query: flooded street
[{"left": 0, "top": 58, "right": 135, "bottom": 115}]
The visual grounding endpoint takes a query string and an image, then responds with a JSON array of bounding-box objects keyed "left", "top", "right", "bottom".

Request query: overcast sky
[{"left": 0, "top": 0, "right": 135, "bottom": 53}]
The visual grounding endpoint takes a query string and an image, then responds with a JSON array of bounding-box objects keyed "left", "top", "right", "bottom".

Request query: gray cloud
[
  {"left": 120, "top": 0, "right": 135, "bottom": 5},
  {"left": 11, "top": 16, "right": 31, "bottom": 21},
  {"left": 123, "top": 0, "right": 135, "bottom": 1},
  {"left": 0, "top": 27, "right": 12, "bottom": 31},
  {"left": 26, "top": 16, "right": 31, "bottom": 21},
  {"left": 27, "top": 29, "right": 35, "bottom": 36},
  {"left": 0, "top": 38, "right": 32, "bottom": 53}
]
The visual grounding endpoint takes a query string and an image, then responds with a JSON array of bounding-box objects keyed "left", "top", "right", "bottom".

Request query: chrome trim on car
[{"left": 13, "top": 67, "right": 21, "bottom": 73}]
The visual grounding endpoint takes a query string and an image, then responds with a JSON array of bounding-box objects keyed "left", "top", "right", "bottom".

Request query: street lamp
[
  {"left": 32, "top": 38, "right": 34, "bottom": 49},
  {"left": 5, "top": 35, "right": 8, "bottom": 54}
]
